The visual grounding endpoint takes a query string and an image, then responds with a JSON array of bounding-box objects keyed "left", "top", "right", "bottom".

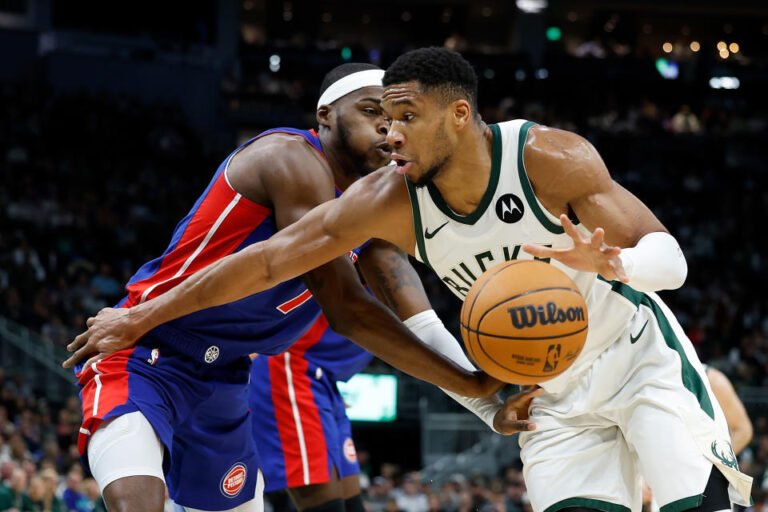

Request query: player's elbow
[{"left": 733, "top": 421, "right": 754, "bottom": 454}]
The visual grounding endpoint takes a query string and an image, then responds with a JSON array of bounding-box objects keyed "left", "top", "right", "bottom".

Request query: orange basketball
[{"left": 459, "top": 260, "right": 588, "bottom": 385}]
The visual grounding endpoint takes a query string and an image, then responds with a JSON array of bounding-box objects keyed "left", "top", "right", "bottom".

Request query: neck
[
  {"left": 432, "top": 120, "right": 492, "bottom": 216},
  {"left": 318, "top": 129, "right": 359, "bottom": 191}
]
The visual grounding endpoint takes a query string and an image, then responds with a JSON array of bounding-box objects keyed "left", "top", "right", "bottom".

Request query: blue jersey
[{"left": 117, "top": 128, "right": 333, "bottom": 365}]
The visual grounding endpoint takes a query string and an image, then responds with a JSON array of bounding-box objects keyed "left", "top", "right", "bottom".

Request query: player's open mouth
[{"left": 391, "top": 154, "right": 413, "bottom": 175}]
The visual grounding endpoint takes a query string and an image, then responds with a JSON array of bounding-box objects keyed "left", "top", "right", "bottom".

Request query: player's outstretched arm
[
  {"left": 358, "top": 241, "right": 542, "bottom": 434},
  {"left": 706, "top": 367, "right": 753, "bottom": 454},
  {"left": 521, "top": 126, "right": 687, "bottom": 292}
]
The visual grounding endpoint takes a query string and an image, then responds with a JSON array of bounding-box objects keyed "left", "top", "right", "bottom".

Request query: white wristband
[
  {"left": 618, "top": 232, "right": 687, "bottom": 292},
  {"left": 403, "top": 310, "right": 502, "bottom": 431}
]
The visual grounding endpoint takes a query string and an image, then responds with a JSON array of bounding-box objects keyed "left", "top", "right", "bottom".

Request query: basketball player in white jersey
[{"left": 66, "top": 47, "right": 753, "bottom": 512}]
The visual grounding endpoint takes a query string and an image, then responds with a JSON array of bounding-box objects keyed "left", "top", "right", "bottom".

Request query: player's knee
[{"left": 103, "top": 475, "right": 166, "bottom": 512}]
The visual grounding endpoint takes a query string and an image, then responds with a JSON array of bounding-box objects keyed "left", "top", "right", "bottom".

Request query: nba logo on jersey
[
  {"left": 147, "top": 348, "right": 160, "bottom": 366},
  {"left": 220, "top": 463, "right": 247, "bottom": 498}
]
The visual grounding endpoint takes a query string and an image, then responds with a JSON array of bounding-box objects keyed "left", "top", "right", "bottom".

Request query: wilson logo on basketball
[
  {"left": 507, "top": 302, "right": 585, "bottom": 329},
  {"left": 220, "top": 463, "right": 247, "bottom": 498}
]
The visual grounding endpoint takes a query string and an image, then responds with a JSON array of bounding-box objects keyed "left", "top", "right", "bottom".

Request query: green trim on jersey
[
  {"left": 423, "top": 124, "right": 502, "bottom": 225},
  {"left": 605, "top": 279, "right": 715, "bottom": 419},
  {"left": 405, "top": 177, "right": 432, "bottom": 268},
  {"left": 659, "top": 494, "right": 704, "bottom": 512},
  {"left": 544, "top": 497, "right": 631, "bottom": 512},
  {"left": 516, "top": 121, "right": 565, "bottom": 235}
]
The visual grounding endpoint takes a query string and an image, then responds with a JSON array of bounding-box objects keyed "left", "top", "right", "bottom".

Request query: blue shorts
[
  {"left": 249, "top": 353, "right": 360, "bottom": 492},
  {"left": 78, "top": 337, "right": 260, "bottom": 510}
]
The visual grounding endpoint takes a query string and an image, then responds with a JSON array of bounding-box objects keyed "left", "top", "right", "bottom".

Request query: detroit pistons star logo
[
  {"left": 495, "top": 194, "right": 524, "bottom": 224},
  {"left": 343, "top": 438, "right": 357, "bottom": 463},
  {"left": 220, "top": 463, "right": 247, "bottom": 498}
]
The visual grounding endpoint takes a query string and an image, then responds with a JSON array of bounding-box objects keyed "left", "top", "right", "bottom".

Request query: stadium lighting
[
  {"left": 690, "top": 41, "right": 700, "bottom": 52},
  {"left": 516, "top": 0, "right": 547, "bottom": 14},
  {"left": 709, "top": 77, "right": 740, "bottom": 90},
  {"left": 269, "top": 54, "right": 280, "bottom": 72},
  {"left": 729, "top": 42, "right": 740, "bottom": 53},
  {"left": 717, "top": 41, "right": 727, "bottom": 51},
  {"left": 719, "top": 49, "right": 730, "bottom": 59},
  {"left": 546, "top": 26, "right": 562, "bottom": 41},
  {"left": 655, "top": 58, "right": 679, "bottom": 80},
  {"left": 662, "top": 42, "right": 673, "bottom": 53}
]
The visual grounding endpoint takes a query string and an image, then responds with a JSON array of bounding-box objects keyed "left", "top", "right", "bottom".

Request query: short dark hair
[
  {"left": 383, "top": 47, "right": 478, "bottom": 111},
  {"left": 319, "top": 63, "right": 382, "bottom": 98}
]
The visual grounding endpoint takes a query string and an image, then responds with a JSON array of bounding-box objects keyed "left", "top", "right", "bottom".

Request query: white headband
[{"left": 316, "top": 69, "right": 385, "bottom": 109}]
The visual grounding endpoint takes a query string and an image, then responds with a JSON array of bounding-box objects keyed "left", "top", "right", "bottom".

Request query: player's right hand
[
  {"left": 492, "top": 386, "right": 545, "bottom": 435},
  {"left": 62, "top": 307, "right": 143, "bottom": 369}
]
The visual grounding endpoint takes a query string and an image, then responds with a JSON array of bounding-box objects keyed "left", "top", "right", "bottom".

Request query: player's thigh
[
  {"left": 168, "top": 378, "right": 259, "bottom": 512},
  {"left": 287, "top": 469, "right": 344, "bottom": 510},
  {"left": 520, "top": 418, "right": 639, "bottom": 512},
  {"left": 623, "top": 401, "right": 728, "bottom": 511},
  {"left": 252, "top": 354, "right": 341, "bottom": 492},
  {"left": 89, "top": 412, "right": 167, "bottom": 512}
]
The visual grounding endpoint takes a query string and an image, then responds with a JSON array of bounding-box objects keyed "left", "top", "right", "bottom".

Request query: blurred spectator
[
  {"left": 0, "top": 466, "right": 33, "bottom": 511},
  {"left": 392, "top": 473, "right": 428, "bottom": 512}
]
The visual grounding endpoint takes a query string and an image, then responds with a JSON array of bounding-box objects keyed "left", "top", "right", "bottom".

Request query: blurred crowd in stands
[{"left": 1, "top": 49, "right": 767, "bottom": 511}]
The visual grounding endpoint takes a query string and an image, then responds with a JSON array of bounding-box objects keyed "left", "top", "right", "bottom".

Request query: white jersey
[{"left": 406, "top": 119, "right": 637, "bottom": 393}]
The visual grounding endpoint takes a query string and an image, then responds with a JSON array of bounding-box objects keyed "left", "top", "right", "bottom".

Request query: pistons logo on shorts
[
  {"left": 220, "top": 463, "right": 247, "bottom": 498},
  {"left": 343, "top": 438, "right": 357, "bottom": 463}
]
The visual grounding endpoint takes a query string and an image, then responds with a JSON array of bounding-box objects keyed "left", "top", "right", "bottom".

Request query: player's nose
[{"left": 386, "top": 126, "right": 404, "bottom": 148}]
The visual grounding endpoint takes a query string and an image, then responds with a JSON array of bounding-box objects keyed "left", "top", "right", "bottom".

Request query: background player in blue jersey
[{"left": 63, "top": 63, "right": 507, "bottom": 512}]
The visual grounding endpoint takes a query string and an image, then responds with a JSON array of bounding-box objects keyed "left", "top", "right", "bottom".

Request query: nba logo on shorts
[
  {"left": 220, "top": 463, "right": 247, "bottom": 498},
  {"left": 343, "top": 438, "right": 357, "bottom": 463}
]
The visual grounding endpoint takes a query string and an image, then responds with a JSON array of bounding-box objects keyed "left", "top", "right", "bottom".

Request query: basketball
[{"left": 459, "top": 260, "right": 589, "bottom": 385}]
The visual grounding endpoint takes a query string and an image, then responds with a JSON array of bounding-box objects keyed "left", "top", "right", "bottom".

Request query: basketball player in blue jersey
[
  {"left": 62, "top": 63, "right": 512, "bottom": 512},
  {"left": 69, "top": 47, "right": 753, "bottom": 511}
]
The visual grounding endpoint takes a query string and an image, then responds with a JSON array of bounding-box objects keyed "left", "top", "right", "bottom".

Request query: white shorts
[{"left": 519, "top": 290, "right": 753, "bottom": 512}]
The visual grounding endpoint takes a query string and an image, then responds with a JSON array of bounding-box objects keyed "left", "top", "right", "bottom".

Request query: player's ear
[
  {"left": 453, "top": 100, "right": 472, "bottom": 130},
  {"left": 316, "top": 105, "right": 332, "bottom": 128}
]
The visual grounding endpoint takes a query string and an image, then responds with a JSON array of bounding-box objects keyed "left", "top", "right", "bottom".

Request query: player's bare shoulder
[
  {"left": 523, "top": 125, "right": 612, "bottom": 207},
  {"left": 228, "top": 132, "right": 333, "bottom": 205},
  {"left": 332, "top": 165, "right": 416, "bottom": 254}
]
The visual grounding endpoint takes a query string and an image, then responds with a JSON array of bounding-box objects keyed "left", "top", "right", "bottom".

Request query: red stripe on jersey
[
  {"left": 77, "top": 349, "right": 134, "bottom": 454},
  {"left": 124, "top": 175, "right": 270, "bottom": 306},
  {"left": 289, "top": 315, "right": 330, "bottom": 356},
  {"left": 269, "top": 353, "right": 330, "bottom": 487},
  {"left": 276, "top": 289, "right": 314, "bottom": 314}
]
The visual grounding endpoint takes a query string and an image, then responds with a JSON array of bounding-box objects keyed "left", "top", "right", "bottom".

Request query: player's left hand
[
  {"left": 522, "top": 214, "right": 629, "bottom": 283},
  {"left": 62, "top": 307, "right": 145, "bottom": 369},
  {"left": 493, "top": 386, "right": 545, "bottom": 435}
]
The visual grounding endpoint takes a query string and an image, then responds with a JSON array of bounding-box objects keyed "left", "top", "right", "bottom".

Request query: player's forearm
[
  {"left": 403, "top": 310, "right": 503, "bottom": 429},
  {"left": 130, "top": 244, "right": 274, "bottom": 333},
  {"left": 335, "top": 296, "right": 491, "bottom": 397}
]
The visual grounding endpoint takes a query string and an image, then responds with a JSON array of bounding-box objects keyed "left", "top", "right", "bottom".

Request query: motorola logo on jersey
[
  {"left": 220, "top": 463, "right": 247, "bottom": 498},
  {"left": 495, "top": 194, "right": 524, "bottom": 224}
]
